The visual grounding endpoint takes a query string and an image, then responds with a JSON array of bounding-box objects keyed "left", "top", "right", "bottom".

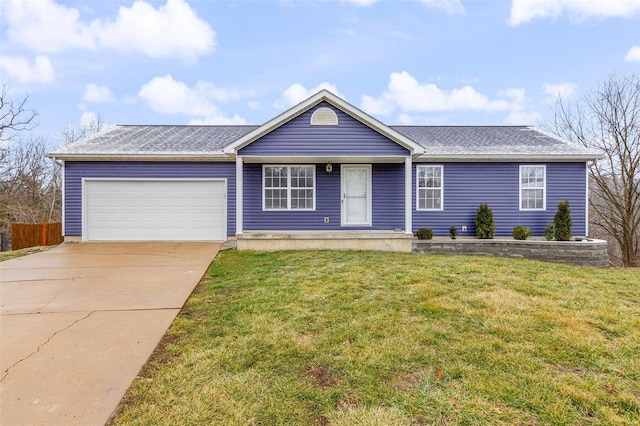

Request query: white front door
[{"left": 341, "top": 165, "right": 371, "bottom": 226}]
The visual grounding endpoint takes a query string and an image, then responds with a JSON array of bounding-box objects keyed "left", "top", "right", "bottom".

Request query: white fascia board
[
  {"left": 222, "top": 89, "right": 425, "bottom": 155},
  {"left": 44, "top": 153, "right": 234, "bottom": 162},
  {"left": 415, "top": 154, "right": 603, "bottom": 162},
  {"left": 240, "top": 155, "right": 408, "bottom": 164}
]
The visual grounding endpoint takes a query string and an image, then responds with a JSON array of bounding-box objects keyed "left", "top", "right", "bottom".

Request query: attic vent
[{"left": 310, "top": 107, "right": 338, "bottom": 126}]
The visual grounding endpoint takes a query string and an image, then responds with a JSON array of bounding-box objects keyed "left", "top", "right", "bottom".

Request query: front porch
[{"left": 236, "top": 230, "right": 413, "bottom": 252}]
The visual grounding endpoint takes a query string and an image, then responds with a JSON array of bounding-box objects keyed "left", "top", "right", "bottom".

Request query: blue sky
[{"left": 1, "top": 0, "right": 639, "bottom": 142}]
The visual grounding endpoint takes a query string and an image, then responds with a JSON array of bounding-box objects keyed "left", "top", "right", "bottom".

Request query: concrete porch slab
[{"left": 237, "top": 230, "right": 413, "bottom": 252}]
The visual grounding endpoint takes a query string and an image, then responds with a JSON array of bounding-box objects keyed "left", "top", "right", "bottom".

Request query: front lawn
[
  {"left": 112, "top": 251, "right": 639, "bottom": 425},
  {"left": 0, "top": 246, "right": 53, "bottom": 262}
]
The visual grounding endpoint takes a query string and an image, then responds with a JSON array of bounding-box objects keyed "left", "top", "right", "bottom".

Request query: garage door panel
[{"left": 84, "top": 180, "right": 226, "bottom": 241}]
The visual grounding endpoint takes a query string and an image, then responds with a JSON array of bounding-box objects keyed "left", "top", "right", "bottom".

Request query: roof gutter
[
  {"left": 44, "top": 153, "right": 234, "bottom": 162},
  {"left": 416, "top": 154, "right": 603, "bottom": 162}
]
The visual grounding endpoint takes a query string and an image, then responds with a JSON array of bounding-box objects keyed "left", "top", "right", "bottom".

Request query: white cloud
[
  {"left": 0, "top": 55, "right": 55, "bottom": 83},
  {"left": 505, "top": 110, "right": 542, "bottom": 125},
  {"left": 80, "top": 111, "right": 98, "bottom": 128},
  {"left": 138, "top": 74, "right": 246, "bottom": 124},
  {"left": 188, "top": 115, "right": 247, "bottom": 125},
  {"left": 341, "top": 0, "right": 463, "bottom": 12},
  {"left": 418, "top": 0, "right": 464, "bottom": 14},
  {"left": 361, "top": 71, "right": 512, "bottom": 115},
  {"left": 277, "top": 82, "right": 343, "bottom": 108},
  {"left": 96, "top": 0, "right": 215, "bottom": 60},
  {"left": 2, "top": 0, "right": 215, "bottom": 61},
  {"left": 397, "top": 113, "right": 414, "bottom": 125},
  {"left": 625, "top": 45, "right": 640, "bottom": 62},
  {"left": 361, "top": 71, "right": 542, "bottom": 125},
  {"left": 2, "top": 0, "right": 96, "bottom": 53},
  {"left": 509, "top": 0, "right": 640, "bottom": 26},
  {"left": 341, "top": 0, "right": 377, "bottom": 5},
  {"left": 82, "top": 83, "right": 115, "bottom": 103},
  {"left": 361, "top": 93, "right": 395, "bottom": 116},
  {"left": 543, "top": 82, "right": 577, "bottom": 102}
]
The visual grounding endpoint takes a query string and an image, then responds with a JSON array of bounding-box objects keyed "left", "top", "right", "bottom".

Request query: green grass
[
  {"left": 112, "top": 251, "right": 640, "bottom": 425},
  {"left": 0, "top": 246, "right": 53, "bottom": 262}
]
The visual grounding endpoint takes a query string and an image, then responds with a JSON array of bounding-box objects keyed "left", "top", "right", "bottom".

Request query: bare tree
[
  {"left": 0, "top": 136, "right": 62, "bottom": 225},
  {"left": 59, "top": 115, "right": 106, "bottom": 145},
  {"left": 550, "top": 74, "right": 640, "bottom": 267},
  {"left": 0, "top": 85, "right": 38, "bottom": 141}
]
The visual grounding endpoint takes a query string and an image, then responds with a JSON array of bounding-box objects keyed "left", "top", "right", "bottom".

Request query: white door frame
[{"left": 341, "top": 164, "right": 372, "bottom": 226}]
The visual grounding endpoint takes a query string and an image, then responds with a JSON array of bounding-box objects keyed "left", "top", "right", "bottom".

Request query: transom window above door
[{"left": 263, "top": 165, "right": 315, "bottom": 210}]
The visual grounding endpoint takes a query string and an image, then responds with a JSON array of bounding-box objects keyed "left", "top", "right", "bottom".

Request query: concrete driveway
[{"left": 0, "top": 242, "right": 220, "bottom": 425}]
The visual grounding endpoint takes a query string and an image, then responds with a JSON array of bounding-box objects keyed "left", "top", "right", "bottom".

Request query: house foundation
[{"left": 236, "top": 231, "right": 413, "bottom": 252}]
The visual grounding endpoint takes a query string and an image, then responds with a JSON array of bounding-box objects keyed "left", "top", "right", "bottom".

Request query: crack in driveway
[
  {"left": 0, "top": 311, "right": 95, "bottom": 383},
  {"left": 29, "top": 279, "right": 78, "bottom": 314}
]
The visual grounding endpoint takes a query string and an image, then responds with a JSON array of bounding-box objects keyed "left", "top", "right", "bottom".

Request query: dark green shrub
[
  {"left": 416, "top": 228, "right": 434, "bottom": 240},
  {"left": 475, "top": 202, "right": 495, "bottom": 239},
  {"left": 554, "top": 200, "right": 572, "bottom": 241},
  {"left": 544, "top": 223, "right": 556, "bottom": 241},
  {"left": 449, "top": 225, "right": 458, "bottom": 239},
  {"left": 512, "top": 225, "right": 532, "bottom": 240}
]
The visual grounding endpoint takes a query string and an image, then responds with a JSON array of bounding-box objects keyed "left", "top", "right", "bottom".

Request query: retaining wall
[{"left": 413, "top": 238, "right": 609, "bottom": 268}]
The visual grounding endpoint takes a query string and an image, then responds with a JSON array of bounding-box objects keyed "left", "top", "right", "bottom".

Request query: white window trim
[
  {"left": 262, "top": 165, "right": 316, "bottom": 211},
  {"left": 519, "top": 165, "right": 546, "bottom": 211},
  {"left": 416, "top": 164, "right": 444, "bottom": 211}
]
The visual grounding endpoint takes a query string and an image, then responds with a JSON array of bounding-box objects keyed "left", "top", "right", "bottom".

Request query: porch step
[{"left": 236, "top": 231, "right": 413, "bottom": 252}]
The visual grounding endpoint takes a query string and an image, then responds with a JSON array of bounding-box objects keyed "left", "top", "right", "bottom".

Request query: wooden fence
[{"left": 11, "top": 223, "right": 63, "bottom": 250}]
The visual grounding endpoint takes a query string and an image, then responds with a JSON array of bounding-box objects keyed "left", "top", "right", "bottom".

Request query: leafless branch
[{"left": 0, "top": 85, "right": 38, "bottom": 141}]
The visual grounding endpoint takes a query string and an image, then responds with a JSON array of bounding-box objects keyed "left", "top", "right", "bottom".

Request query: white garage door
[{"left": 84, "top": 179, "right": 226, "bottom": 241}]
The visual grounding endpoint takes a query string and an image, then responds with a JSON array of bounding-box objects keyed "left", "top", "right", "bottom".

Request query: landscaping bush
[
  {"left": 475, "top": 202, "right": 495, "bottom": 239},
  {"left": 554, "top": 201, "right": 572, "bottom": 241},
  {"left": 544, "top": 223, "right": 556, "bottom": 241},
  {"left": 513, "top": 225, "right": 532, "bottom": 240},
  {"left": 416, "top": 227, "right": 434, "bottom": 240},
  {"left": 449, "top": 225, "right": 458, "bottom": 239}
]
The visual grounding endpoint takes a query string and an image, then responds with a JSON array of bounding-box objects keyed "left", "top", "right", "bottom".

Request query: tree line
[{"left": 0, "top": 85, "right": 104, "bottom": 231}]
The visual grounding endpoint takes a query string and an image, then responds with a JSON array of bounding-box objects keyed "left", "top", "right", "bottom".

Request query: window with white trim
[
  {"left": 263, "top": 165, "right": 315, "bottom": 210},
  {"left": 520, "top": 165, "right": 546, "bottom": 210},
  {"left": 417, "top": 165, "right": 443, "bottom": 210}
]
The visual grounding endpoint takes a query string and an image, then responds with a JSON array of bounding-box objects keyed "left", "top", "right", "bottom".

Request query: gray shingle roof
[
  {"left": 51, "top": 125, "right": 258, "bottom": 155},
  {"left": 391, "top": 126, "right": 597, "bottom": 157},
  {"left": 50, "top": 124, "right": 598, "bottom": 159}
]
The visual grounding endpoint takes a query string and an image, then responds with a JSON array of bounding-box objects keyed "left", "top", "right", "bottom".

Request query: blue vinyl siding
[
  {"left": 239, "top": 103, "right": 409, "bottom": 157},
  {"left": 412, "top": 162, "right": 587, "bottom": 236},
  {"left": 243, "top": 163, "right": 405, "bottom": 231},
  {"left": 64, "top": 161, "right": 236, "bottom": 237}
]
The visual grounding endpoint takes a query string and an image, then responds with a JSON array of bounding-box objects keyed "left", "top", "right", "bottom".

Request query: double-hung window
[
  {"left": 520, "top": 165, "right": 546, "bottom": 210},
  {"left": 263, "top": 165, "right": 315, "bottom": 210},
  {"left": 417, "top": 165, "right": 443, "bottom": 210}
]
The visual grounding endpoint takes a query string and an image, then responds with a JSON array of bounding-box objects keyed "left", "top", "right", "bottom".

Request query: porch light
[{"left": 326, "top": 163, "right": 333, "bottom": 173}]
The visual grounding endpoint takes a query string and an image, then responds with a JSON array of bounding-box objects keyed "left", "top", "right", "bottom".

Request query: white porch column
[
  {"left": 585, "top": 161, "right": 589, "bottom": 236},
  {"left": 236, "top": 155, "right": 243, "bottom": 235},
  {"left": 405, "top": 156, "right": 412, "bottom": 234}
]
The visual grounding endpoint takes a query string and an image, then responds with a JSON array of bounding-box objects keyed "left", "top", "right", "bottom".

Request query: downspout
[{"left": 51, "top": 157, "right": 65, "bottom": 236}]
